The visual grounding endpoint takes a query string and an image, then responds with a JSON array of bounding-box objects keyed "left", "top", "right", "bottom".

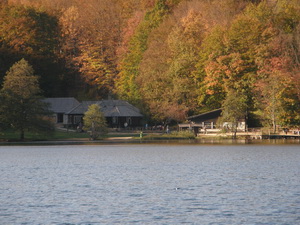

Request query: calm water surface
[{"left": 0, "top": 144, "right": 299, "bottom": 224}]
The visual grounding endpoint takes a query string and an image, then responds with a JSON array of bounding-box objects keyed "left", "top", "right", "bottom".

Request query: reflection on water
[{"left": 0, "top": 144, "right": 299, "bottom": 224}]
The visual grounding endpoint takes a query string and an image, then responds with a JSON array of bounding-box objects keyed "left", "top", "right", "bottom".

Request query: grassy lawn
[
  {"left": 0, "top": 129, "right": 194, "bottom": 142},
  {"left": 0, "top": 129, "right": 90, "bottom": 142},
  {"left": 0, "top": 129, "right": 144, "bottom": 142},
  {"left": 141, "top": 131, "right": 195, "bottom": 140}
]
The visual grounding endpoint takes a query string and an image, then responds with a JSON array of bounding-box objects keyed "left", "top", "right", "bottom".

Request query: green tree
[
  {"left": 116, "top": 0, "right": 173, "bottom": 104},
  {"left": 220, "top": 89, "right": 247, "bottom": 138},
  {"left": 137, "top": 9, "right": 203, "bottom": 123},
  {"left": 0, "top": 59, "right": 54, "bottom": 140},
  {"left": 165, "top": 9, "right": 206, "bottom": 113},
  {"left": 83, "top": 104, "right": 108, "bottom": 140}
]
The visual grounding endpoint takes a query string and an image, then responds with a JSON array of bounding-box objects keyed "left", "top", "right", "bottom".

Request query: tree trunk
[
  {"left": 272, "top": 115, "right": 276, "bottom": 133},
  {"left": 232, "top": 126, "right": 237, "bottom": 139},
  {"left": 232, "top": 121, "right": 237, "bottom": 139},
  {"left": 233, "top": 130, "right": 237, "bottom": 139}
]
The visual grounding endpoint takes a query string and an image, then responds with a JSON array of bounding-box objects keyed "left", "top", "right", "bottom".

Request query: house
[
  {"left": 66, "top": 100, "right": 143, "bottom": 128},
  {"left": 43, "top": 97, "right": 80, "bottom": 124},
  {"left": 179, "top": 109, "right": 246, "bottom": 134},
  {"left": 188, "top": 109, "right": 222, "bottom": 129}
]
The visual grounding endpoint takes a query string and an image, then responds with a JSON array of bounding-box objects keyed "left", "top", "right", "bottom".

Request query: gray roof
[
  {"left": 67, "top": 100, "right": 143, "bottom": 117},
  {"left": 188, "top": 109, "right": 222, "bottom": 120},
  {"left": 44, "top": 97, "right": 80, "bottom": 113}
]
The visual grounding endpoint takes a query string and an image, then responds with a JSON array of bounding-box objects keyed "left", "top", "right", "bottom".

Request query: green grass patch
[
  {"left": 0, "top": 129, "right": 90, "bottom": 142},
  {"left": 104, "top": 133, "right": 141, "bottom": 138},
  {"left": 52, "top": 130, "right": 90, "bottom": 140},
  {"left": 0, "top": 129, "right": 145, "bottom": 142},
  {"left": 1, "top": 129, "right": 194, "bottom": 142},
  {"left": 141, "top": 131, "right": 195, "bottom": 140}
]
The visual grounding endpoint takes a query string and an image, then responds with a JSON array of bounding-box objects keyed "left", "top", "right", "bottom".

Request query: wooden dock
[{"left": 196, "top": 130, "right": 300, "bottom": 139}]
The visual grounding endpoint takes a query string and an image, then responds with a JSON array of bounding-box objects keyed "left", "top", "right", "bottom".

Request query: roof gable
[
  {"left": 188, "top": 109, "right": 222, "bottom": 122},
  {"left": 44, "top": 97, "right": 80, "bottom": 113}
]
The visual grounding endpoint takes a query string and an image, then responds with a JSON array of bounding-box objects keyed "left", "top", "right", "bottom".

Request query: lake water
[{"left": 0, "top": 143, "right": 299, "bottom": 224}]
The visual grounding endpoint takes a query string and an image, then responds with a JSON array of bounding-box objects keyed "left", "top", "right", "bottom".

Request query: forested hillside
[{"left": 1, "top": 0, "right": 299, "bottom": 127}]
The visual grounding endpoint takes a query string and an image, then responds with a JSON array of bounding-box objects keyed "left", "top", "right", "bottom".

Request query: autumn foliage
[{"left": 1, "top": 0, "right": 300, "bottom": 127}]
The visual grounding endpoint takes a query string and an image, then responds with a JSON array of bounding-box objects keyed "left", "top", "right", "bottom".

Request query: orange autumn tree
[
  {"left": 254, "top": 0, "right": 300, "bottom": 129},
  {"left": 137, "top": 7, "right": 207, "bottom": 123},
  {"left": 59, "top": 0, "right": 121, "bottom": 97},
  {"left": 255, "top": 37, "right": 300, "bottom": 130}
]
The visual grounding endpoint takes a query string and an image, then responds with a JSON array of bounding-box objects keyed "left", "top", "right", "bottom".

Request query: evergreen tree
[{"left": 0, "top": 59, "right": 54, "bottom": 140}]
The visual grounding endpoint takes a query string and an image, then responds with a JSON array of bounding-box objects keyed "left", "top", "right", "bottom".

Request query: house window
[
  {"left": 57, "top": 113, "right": 64, "bottom": 123},
  {"left": 112, "top": 117, "right": 118, "bottom": 124}
]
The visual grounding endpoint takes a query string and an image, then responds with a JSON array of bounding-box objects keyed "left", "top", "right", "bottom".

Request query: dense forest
[{"left": 0, "top": 0, "right": 299, "bottom": 128}]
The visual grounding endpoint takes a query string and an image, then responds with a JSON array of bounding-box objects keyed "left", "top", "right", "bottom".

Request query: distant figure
[{"left": 166, "top": 125, "right": 170, "bottom": 134}]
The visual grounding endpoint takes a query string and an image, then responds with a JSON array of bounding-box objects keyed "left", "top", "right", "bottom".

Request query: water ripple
[{"left": 0, "top": 144, "right": 299, "bottom": 224}]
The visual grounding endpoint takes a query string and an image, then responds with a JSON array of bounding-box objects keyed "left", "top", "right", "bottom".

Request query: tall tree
[
  {"left": 0, "top": 59, "right": 54, "bottom": 140},
  {"left": 59, "top": 0, "right": 122, "bottom": 98},
  {"left": 254, "top": 0, "right": 300, "bottom": 128},
  {"left": 255, "top": 37, "right": 300, "bottom": 130},
  {"left": 116, "top": 0, "right": 174, "bottom": 104},
  {"left": 220, "top": 89, "right": 247, "bottom": 138},
  {"left": 197, "top": 1, "right": 275, "bottom": 115}
]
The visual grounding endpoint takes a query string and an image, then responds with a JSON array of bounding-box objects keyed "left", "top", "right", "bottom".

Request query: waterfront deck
[{"left": 196, "top": 129, "right": 300, "bottom": 139}]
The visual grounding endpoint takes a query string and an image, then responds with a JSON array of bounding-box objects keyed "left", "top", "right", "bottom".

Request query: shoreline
[
  {"left": 1, "top": 136, "right": 300, "bottom": 146},
  {"left": 1, "top": 130, "right": 300, "bottom": 146}
]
